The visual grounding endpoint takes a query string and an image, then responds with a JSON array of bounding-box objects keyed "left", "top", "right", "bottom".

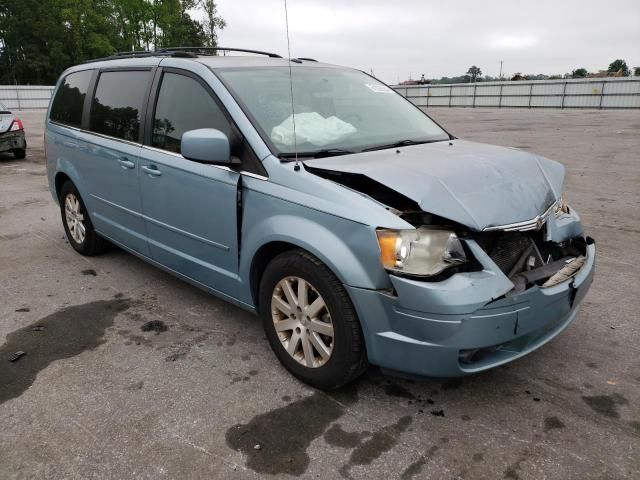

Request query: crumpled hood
[{"left": 308, "top": 140, "right": 565, "bottom": 231}]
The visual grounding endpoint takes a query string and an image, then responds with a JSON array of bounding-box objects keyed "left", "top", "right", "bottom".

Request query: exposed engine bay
[
  {"left": 307, "top": 166, "right": 589, "bottom": 293},
  {"left": 471, "top": 231, "right": 588, "bottom": 295}
]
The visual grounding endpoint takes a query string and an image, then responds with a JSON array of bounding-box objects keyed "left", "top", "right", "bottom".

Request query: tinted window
[
  {"left": 90, "top": 71, "right": 150, "bottom": 142},
  {"left": 152, "top": 72, "right": 231, "bottom": 154},
  {"left": 50, "top": 70, "right": 93, "bottom": 127}
]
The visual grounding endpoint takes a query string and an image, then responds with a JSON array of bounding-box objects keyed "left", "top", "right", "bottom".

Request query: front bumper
[
  {"left": 0, "top": 130, "right": 26, "bottom": 153},
  {"left": 347, "top": 238, "right": 596, "bottom": 377}
]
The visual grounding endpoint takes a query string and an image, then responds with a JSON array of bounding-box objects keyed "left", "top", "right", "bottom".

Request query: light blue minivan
[{"left": 46, "top": 48, "right": 595, "bottom": 389}]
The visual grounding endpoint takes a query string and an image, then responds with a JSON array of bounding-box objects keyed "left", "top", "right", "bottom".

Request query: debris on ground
[
  {"left": 141, "top": 320, "right": 168, "bottom": 333},
  {"left": 8, "top": 351, "right": 26, "bottom": 362}
]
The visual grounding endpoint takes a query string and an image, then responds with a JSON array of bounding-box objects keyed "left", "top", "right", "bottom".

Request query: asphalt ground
[{"left": 0, "top": 108, "right": 638, "bottom": 479}]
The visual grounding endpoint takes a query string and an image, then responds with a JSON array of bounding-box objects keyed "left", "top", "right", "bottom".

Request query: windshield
[{"left": 217, "top": 67, "right": 450, "bottom": 156}]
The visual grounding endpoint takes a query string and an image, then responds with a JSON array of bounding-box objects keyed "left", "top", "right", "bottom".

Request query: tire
[
  {"left": 259, "top": 249, "right": 368, "bottom": 390},
  {"left": 59, "top": 181, "right": 107, "bottom": 256},
  {"left": 12, "top": 148, "right": 26, "bottom": 159}
]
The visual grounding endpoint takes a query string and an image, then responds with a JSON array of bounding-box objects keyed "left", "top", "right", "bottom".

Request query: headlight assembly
[{"left": 376, "top": 227, "right": 467, "bottom": 277}]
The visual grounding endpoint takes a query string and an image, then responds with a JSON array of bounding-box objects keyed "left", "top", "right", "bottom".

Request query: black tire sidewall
[{"left": 259, "top": 250, "right": 365, "bottom": 389}]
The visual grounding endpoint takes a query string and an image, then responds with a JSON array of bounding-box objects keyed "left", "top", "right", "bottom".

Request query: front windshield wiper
[
  {"left": 361, "top": 139, "right": 446, "bottom": 152},
  {"left": 278, "top": 148, "right": 356, "bottom": 160}
]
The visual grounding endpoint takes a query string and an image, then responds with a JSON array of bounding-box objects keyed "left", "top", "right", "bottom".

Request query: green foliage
[
  {"left": 200, "top": 0, "right": 226, "bottom": 47},
  {"left": 466, "top": 65, "right": 482, "bottom": 82},
  {"left": 607, "top": 59, "right": 630, "bottom": 76},
  {"left": 571, "top": 68, "right": 588, "bottom": 78},
  {"left": 0, "top": 0, "right": 225, "bottom": 84},
  {"left": 635, "top": 67, "right": 640, "bottom": 76}
]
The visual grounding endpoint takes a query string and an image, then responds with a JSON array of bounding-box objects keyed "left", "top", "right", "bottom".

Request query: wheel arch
[
  {"left": 54, "top": 171, "right": 72, "bottom": 200},
  {"left": 242, "top": 215, "right": 391, "bottom": 311},
  {"left": 249, "top": 240, "right": 303, "bottom": 311}
]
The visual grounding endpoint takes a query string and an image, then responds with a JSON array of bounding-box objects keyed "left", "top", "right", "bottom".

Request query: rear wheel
[
  {"left": 60, "top": 181, "right": 107, "bottom": 256},
  {"left": 12, "top": 148, "right": 26, "bottom": 159},
  {"left": 259, "top": 249, "right": 367, "bottom": 389}
]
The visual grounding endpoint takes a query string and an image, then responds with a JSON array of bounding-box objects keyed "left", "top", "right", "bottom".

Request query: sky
[{"left": 191, "top": 0, "right": 640, "bottom": 84}]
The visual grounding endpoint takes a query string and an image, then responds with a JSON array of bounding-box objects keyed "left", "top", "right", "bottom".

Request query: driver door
[{"left": 139, "top": 69, "right": 241, "bottom": 299}]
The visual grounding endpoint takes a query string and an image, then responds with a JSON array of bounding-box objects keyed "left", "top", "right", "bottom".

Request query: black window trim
[
  {"left": 86, "top": 66, "right": 157, "bottom": 145},
  {"left": 144, "top": 66, "right": 267, "bottom": 178}
]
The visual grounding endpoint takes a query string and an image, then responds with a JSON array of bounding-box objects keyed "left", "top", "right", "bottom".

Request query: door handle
[
  {"left": 141, "top": 165, "right": 162, "bottom": 177},
  {"left": 118, "top": 158, "right": 135, "bottom": 169}
]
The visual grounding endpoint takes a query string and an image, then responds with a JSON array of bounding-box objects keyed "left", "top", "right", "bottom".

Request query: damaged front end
[
  {"left": 307, "top": 164, "right": 592, "bottom": 296},
  {"left": 469, "top": 228, "right": 592, "bottom": 297},
  {"left": 305, "top": 145, "right": 595, "bottom": 377}
]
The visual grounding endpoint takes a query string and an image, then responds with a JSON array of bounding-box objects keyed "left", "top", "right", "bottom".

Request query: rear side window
[
  {"left": 152, "top": 72, "right": 232, "bottom": 154},
  {"left": 50, "top": 70, "right": 93, "bottom": 127},
  {"left": 90, "top": 71, "right": 150, "bottom": 142}
]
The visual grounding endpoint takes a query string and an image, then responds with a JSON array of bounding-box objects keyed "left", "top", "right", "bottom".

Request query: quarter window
[
  {"left": 49, "top": 70, "right": 93, "bottom": 127},
  {"left": 152, "top": 72, "right": 232, "bottom": 154},
  {"left": 89, "top": 71, "right": 150, "bottom": 142}
]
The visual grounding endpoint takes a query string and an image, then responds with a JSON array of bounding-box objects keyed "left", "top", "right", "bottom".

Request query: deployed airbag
[{"left": 271, "top": 112, "right": 356, "bottom": 147}]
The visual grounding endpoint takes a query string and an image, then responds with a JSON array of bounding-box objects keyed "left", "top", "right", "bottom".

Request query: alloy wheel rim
[
  {"left": 64, "top": 193, "right": 86, "bottom": 244},
  {"left": 271, "top": 276, "right": 334, "bottom": 368}
]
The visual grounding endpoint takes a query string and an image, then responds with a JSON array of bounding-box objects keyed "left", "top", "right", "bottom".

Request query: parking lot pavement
[{"left": 1, "top": 109, "right": 638, "bottom": 479}]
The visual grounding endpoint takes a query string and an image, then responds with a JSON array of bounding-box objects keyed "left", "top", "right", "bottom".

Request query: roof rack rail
[
  {"left": 82, "top": 46, "right": 282, "bottom": 64},
  {"left": 157, "top": 47, "right": 282, "bottom": 58}
]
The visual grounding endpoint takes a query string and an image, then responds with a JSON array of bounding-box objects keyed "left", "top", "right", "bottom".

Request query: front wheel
[{"left": 259, "top": 250, "right": 367, "bottom": 390}]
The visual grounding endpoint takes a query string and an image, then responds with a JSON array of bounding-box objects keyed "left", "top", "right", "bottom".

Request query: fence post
[
  {"left": 472, "top": 83, "right": 477, "bottom": 108},
  {"left": 15, "top": 87, "right": 22, "bottom": 110},
  {"left": 561, "top": 81, "right": 567, "bottom": 109},
  {"left": 448, "top": 85, "right": 452, "bottom": 107},
  {"left": 426, "top": 87, "right": 430, "bottom": 108},
  {"left": 528, "top": 83, "right": 533, "bottom": 108},
  {"left": 498, "top": 84, "right": 503, "bottom": 108},
  {"left": 599, "top": 80, "right": 606, "bottom": 109}
]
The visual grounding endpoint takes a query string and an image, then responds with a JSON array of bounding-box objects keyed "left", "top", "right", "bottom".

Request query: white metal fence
[
  {"left": 2, "top": 77, "right": 640, "bottom": 111},
  {"left": 0, "top": 85, "right": 55, "bottom": 110},
  {"left": 392, "top": 77, "right": 640, "bottom": 109}
]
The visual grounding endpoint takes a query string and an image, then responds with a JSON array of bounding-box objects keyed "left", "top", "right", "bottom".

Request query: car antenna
[{"left": 284, "top": 0, "right": 300, "bottom": 171}]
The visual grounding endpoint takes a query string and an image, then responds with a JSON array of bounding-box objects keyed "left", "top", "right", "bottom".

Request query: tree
[
  {"left": 571, "top": 68, "right": 588, "bottom": 78},
  {"left": 0, "top": 0, "right": 224, "bottom": 84},
  {"left": 466, "top": 65, "right": 482, "bottom": 82},
  {"left": 199, "top": 0, "right": 226, "bottom": 48},
  {"left": 634, "top": 66, "right": 640, "bottom": 77},
  {"left": 607, "top": 59, "right": 630, "bottom": 76}
]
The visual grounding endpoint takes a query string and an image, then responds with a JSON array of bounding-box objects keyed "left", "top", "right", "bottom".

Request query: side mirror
[{"left": 181, "top": 128, "right": 231, "bottom": 164}]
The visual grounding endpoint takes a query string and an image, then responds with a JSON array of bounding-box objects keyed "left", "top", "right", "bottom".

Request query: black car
[{"left": 0, "top": 101, "right": 26, "bottom": 159}]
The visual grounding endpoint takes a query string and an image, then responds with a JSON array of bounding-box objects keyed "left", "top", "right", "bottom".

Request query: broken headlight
[
  {"left": 554, "top": 193, "right": 570, "bottom": 216},
  {"left": 376, "top": 227, "right": 467, "bottom": 277}
]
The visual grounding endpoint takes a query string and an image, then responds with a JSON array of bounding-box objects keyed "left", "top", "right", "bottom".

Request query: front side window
[
  {"left": 152, "top": 72, "right": 232, "bottom": 154},
  {"left": 217, "top": 67, "right": 450, "bottom": 156},
  {"left": 89, "top": 71, "right": 150, "bottom": 142},
  {"left": 50, "top": 70, "right": 93, "bottom": 127}
]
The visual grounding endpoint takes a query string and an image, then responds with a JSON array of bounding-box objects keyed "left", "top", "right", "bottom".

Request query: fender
[{"left": 238, "top": 188, "right": 392, "bottom": 306}]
